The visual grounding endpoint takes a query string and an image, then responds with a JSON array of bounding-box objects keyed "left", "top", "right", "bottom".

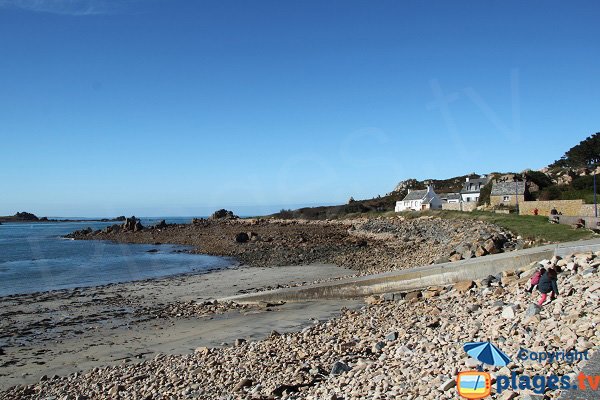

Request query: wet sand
[{"left": 0, "top": 264, "right": 359, "bottom": 391}]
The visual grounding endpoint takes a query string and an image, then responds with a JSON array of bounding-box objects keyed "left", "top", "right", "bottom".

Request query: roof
[
  {"left": 460, "top": 177, "right": 488, "bottom": 194},
  {"left": 446, "top": 193, "right": 462, "bottom": 200},
  {"left": 402, "top": 189, "right": 428, "bottom": 201},
  {"left": 423, "top": 196, "right": 436, "bottom": 204},
  {"left": 491, "top": 181, "right": 526, "bottom": 196}
]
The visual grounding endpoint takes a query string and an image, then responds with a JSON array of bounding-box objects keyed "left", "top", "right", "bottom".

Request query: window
[{"left": 503, "top": 196, "right": 510, "bottom": 201}]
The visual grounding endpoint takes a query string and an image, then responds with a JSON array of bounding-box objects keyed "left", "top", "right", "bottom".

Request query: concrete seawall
[{"left": 225, "top": 238, "right": 600, "bottom": 303}]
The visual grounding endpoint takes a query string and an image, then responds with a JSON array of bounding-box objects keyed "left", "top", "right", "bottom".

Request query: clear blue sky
[{"left": 1, "top": 0, "right": 598, "bottom": 217}]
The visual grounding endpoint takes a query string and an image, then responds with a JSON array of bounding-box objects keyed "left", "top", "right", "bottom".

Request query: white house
[
  {"left": 395, "top": 186, "right": 442, "bottom": 212},
  {"left": 460, "top": 175, "right": 488, "bottom": 203}
]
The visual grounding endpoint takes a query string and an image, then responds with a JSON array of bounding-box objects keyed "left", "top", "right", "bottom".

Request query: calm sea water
[{"left": 0, "top": 218, "right": 233, "bottom": 297}]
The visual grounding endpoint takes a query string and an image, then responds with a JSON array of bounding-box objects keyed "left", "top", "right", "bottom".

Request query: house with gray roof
[
  {"left": 439, "top": 193, "right": 462, "bottom": 203},
  {"left": 395, "top": 186, "right": 442, "bottom": 212},
  {"left": 460, "top": 175, "right": 488, "bottom": 203},
  {"left": 490, "top": 181, "right": 527, "bottom": 207}
]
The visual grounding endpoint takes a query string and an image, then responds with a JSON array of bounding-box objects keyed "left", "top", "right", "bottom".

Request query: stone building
[{"left": 490, "top": 181, "right": 527, "bottom": 207}]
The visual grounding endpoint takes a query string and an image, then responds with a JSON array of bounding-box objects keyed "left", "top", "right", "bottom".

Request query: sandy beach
[{"left": 0, "top": 263, "right": 359, "bottom": 391}]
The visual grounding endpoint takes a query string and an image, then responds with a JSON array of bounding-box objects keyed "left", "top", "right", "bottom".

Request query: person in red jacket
[
  {"left": 526, "top": 267, "right": 546, "bottom": 293},
  {"left": 537, "top": 267, "right": 559, "bottom": 306}
]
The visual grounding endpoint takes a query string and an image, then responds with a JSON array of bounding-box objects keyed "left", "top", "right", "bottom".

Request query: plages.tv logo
[
  {"left": 457, "top": 371, "right": 492, "bottom": 399},
  {"left": 457, "top": 341, "right": 511, "bottom": 399}
]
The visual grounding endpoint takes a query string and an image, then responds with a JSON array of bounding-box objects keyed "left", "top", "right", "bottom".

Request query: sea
[{"left": 0, "top": 217, "right": 233, "bottom": 297}]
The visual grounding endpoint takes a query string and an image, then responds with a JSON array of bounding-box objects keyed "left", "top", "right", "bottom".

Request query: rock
[
  {"left": 501, "top": 305, "right": 517, "bottom": 319},
  {"left": 108, "top": 384, "right": 125, "bottom": 396},
  {"left": 381, "top": 292, "right": 395, "bottom": 302},
  {"left": 465, "top": 358, "right": 480, "bottom": 368},
  {"left": 365, "top": 295, "right": 381, "bottom": 305},
  {"left": 453, "top": 280, "right": 474, "bottom": 293},
  {"left": 122, "top": 216, "right": 144, "bottom": 232},
  {"left": 439, "top": 378, "right": 456, "bottom": 391},
  {"left": 330, "top": 361, "right": 351, "bottom": 376},
  {"left": 385, "top": 331, "right": 398, "bottom": 341},
  {"left": 372, "top": 341, "right": 386, "bottom": 353},
  {"left": 501, "top": 275, "right": 517, "bottom": 285},
  {"left": 209, "top": 209, "right": 238, "bottom": 220},
  {"left": 404, "top": 291, "right": 422, "bottom": 301},
  {"left": 483, "top": 238, "right": 499, "bottom": 254},
  {"left": 235, "top": 232, "right": 250, "bottom": 243},
  {"left": 234, "top": 338, "right": 246, "bottom": 346},
  {"left": 194, "top": 346, "right": 210, "bottom": 356},
  {"left": 499, "top": 390, "right": 518, "bottom": 400},
  {"left": 520, "top": 394, "right": 545, "bottom": 400},
  {"left": 475, "top": 246, "right": 488, "bottom": 257},
  {"left": 434, "top": 256, "right": 449, "bottom": 264},
  {"left": 449, "top": 253, "right": 463, "bottom": 262},
  {"left": 234, "top": 378, "right": 253, "bottom": 391},
  {"left": 154, "top": 219, "right": 168, "bottom": 229},
  {"left": 525, "top": 303, "right": 541, "bottom": 317}
]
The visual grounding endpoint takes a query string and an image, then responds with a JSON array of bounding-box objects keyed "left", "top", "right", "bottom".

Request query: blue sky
[{"left": 1, "top": 0, "right": 598, "bottom": 217}]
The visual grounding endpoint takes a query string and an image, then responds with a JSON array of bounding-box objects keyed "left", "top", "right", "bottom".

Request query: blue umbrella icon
[{"left": 464, "top": 341, "right": 511, "bottom": 367}]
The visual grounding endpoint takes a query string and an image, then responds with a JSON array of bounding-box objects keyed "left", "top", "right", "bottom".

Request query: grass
[{"left": 415, "top": 210, "right": 596, "bottom": 243}]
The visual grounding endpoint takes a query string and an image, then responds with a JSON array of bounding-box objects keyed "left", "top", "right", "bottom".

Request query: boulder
[
  {"left": 449, "top": 253, "right": 463, "bottom": 262},
  {"left": 525, "top": 303, "right": 541, "bottom": 317},
  {"left": 475, "top": 246, "right": 488, "bottom": 257},
  {"left": 234, "top": 378, "right": 253, "bottom": 392},
  {"left": 122, "top": 216, "right": 143, "bottom": 232},
  {"left": 501, "top": 305, "right": 517, "bottom": 319},
  {"left": 439, "top": 378, "right": 456, "bottom": 391},
  {"left": 235, "top": 232, "right": 250, "bottom": 243},
  {"left": 330, "top": 361, "right": 351, "bottom": 376},
  {"left": 154, "top": 219, "right": 168, "bottom": 229},
  {"left": 483, "top": 238, "right": 499, "bottom": 254},
  {"left": 453, "top": 280, "right": 474, "bottom": 293},
  {"left": 194, "top": 346, "right": 210, "bottom": 356},
  {"left": 404, "top": 291, "right": 422, "bottom": 301},
  {"left": 209, "top": 209, "right": 239, "bottom": 220},
  {"left": 365, "top": 295, "right": 381, "bottom": 305}
]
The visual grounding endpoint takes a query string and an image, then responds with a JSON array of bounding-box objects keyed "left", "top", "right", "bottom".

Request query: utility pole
[{"left": 513, "top": 175, "right": 519, "bottom": 215}]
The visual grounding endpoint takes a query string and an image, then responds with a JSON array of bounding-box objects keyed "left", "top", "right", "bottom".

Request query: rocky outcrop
[
  {"left": 153, "top": 220, "right": 168, "bottom": 229},
  {"left": 121, "top": 216, "right": 144, "bottom": 232},
  {"left": 66, "top": 216, "right": 522, "bottom": 274},
  {"left": 209, "top": 209, "right": 239, "bottom": 220}
]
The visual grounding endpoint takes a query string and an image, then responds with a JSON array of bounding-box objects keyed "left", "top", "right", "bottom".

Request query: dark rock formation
[
  {"left": 210, "top": 209, "right": 238, "bottom": 220},
  {"left": 122, "top": 216, "right": 144, "bottom": 232},
  {"left": 235, "top": 232, "right": 250, "bottom": 243},
  {"left": 14, "top": 212, "right": 39, "bottom": 221},
  {"left": 154, "top": 220, "right": 168, "bottom": 229}
]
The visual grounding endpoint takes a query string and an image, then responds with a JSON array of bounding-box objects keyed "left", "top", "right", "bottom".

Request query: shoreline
[
  {"left": 2, "top": 251, "right": 598, "bottom": 399},
  {"left": 0, "top": 263, "right": 358, "bottom": 391}
]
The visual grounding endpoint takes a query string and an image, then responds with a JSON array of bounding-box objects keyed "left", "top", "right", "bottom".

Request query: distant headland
[{"left": 0, "top": 212, "right": 126, "bottom": 224}]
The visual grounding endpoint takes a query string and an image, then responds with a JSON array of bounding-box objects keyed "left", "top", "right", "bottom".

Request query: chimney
[
  {"left": 407, "top": 189, "right": 411, "bottom": 194},
  {"left": 466, "top": 177, "right": 470, "bottom": 182}
]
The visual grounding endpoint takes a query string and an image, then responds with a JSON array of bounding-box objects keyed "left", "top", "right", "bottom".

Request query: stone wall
[
  {"left": 441, "top": 202, "right": 477, "bottom": 212},
  {"left": 490, "top": 194, "right": 525, "bottom": 207},
  {"left": 518, "top": 199, "right": 594, "bottom": 216},
  {"left": 581, "top": 204, "right": 598, "bottom": 217}
]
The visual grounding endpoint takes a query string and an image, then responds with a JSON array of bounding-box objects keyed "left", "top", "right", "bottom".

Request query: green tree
[
  {"left": 525, "top": 170, "right": 553, "bottom": 190},
  {"left": 551, "top": 132, "right": 600, "bottom": 168}
]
